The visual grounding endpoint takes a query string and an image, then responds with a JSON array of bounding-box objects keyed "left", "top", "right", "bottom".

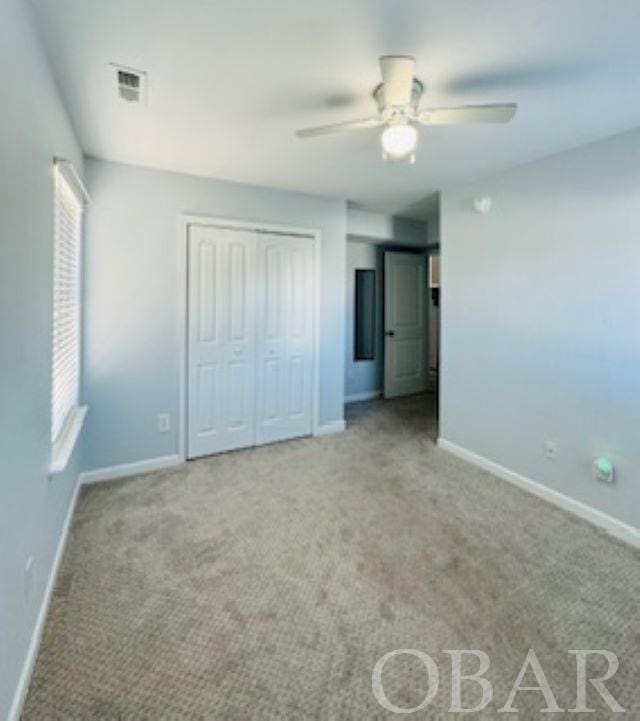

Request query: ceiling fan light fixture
[
  {"left": 295, "top": 56, "right": 517, "bottom": 161},
  {"left": 381, "top": 123, "right": 417, "bottom": 161}
]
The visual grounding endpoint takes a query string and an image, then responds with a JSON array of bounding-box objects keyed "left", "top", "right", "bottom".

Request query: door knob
[{"left": 385, "top": 330, "right": 395, "bottom": 337}]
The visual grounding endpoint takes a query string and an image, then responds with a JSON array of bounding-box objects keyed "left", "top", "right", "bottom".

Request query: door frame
[{"left": 177, "top": 214, "right": 322, "bottom": 461}]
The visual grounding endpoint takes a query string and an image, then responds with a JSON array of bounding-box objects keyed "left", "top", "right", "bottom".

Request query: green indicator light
[{"left": 596, "top": 458, "right": 613, "bottom": 475}]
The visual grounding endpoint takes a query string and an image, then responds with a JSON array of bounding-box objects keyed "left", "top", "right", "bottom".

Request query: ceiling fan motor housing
[{"left": 373, "top": 78, "right": 424, "bottom": 115}]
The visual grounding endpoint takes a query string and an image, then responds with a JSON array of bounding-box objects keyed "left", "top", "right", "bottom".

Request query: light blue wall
[
  {"left": 347, "top": 206, "right": 428, "bottom": 246},
  {"left": 345, "top": 242, "right": 384, "bottom": 399},
  {"left": 440, "top": 128, "right": 640, "bottom": 529},
  {"left": 0, "top": 1, "right": 84, "bottom": 716},
  {"left": 83, "top": 158, "right": 347, "bottom": 470},
  {"left": 426, "top": 195, "right": 440, "bottom": 249}
]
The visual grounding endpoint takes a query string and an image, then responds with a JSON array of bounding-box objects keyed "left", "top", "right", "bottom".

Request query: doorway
[{"left": 345, "top": 240, "right": 440, "bottom": 431}]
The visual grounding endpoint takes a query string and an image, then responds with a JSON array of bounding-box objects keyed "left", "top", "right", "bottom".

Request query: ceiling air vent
[{"left": 113, "top": 64, "right": 147, "bottom": 103}]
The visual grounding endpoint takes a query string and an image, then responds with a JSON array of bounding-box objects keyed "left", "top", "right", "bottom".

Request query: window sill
[{"left": 49, "top": 405, "right": 87, "bottom": 476}]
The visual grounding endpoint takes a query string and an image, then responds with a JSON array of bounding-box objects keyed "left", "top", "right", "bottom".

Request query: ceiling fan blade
[
  {"left": 418, "top": 103, "right": 517, "bottom": 125},
  {"left": 379, "top": 55, "right": 415, "bottom": 107},
  {"left": 295, "top": 117, "right": 383, "bottom": 138}
]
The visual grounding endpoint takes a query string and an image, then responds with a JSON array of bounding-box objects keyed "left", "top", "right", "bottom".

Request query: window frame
[{"left": 49, "top": 159, "right": 88, "bottom": 475}]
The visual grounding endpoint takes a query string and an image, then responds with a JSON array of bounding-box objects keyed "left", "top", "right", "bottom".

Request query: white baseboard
[
  {"left": 437, "top": 438, "right": 640, "bottom": 549},
  {"left": 80, "top": 454, "right": 183, "bottom": 485},
  {"left": 345, "top": 390, "right": 382, "bottom": 404},
  {"left": 8, "top": 477, "right": 82, "bottom": 721},
  {"left": 314, "top": 419, "right": 346, "bottom": 437}
]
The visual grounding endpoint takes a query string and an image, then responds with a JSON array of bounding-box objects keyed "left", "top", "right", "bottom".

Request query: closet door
[
  {"left": 187, "top": 226, "right": 256, "bottom": 458},
  {"left": 256, "top": 234, "right": 314, "bottom": 444}
]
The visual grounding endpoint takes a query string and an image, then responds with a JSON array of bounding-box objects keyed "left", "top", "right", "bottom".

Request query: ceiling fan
[{"left": 296, "top": 56, "right": 517, "bottom": 163}]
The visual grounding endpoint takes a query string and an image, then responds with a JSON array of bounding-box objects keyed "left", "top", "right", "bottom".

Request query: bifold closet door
[
  {"left": 187, "top": 226, "right": 256, "bottom": 458},
  {"left": 256, "top": 234, "right": 314, "bottom": 445}
]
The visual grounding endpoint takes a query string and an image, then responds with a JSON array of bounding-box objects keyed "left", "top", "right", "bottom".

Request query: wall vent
[{"left": 112, "top": 64, "right": 147, "bottom": 103}]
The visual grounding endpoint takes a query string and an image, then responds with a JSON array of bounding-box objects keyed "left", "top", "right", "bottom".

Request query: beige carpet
[{"left": 23, "top": 395, "right": 640, "bottom": 719}]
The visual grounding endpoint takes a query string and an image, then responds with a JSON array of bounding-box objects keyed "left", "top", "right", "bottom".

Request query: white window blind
[{"left": 51, "top": 167, "right": 83, "bottom": 443}]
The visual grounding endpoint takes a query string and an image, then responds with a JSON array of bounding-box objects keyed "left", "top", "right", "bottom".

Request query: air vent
[{"left": 112, "top": 64, "right": 147, "bottom": 103}]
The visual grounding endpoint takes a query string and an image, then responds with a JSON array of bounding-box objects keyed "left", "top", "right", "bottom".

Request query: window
[
  {"left": 354, "top": 269, "right": 376, "bottom": 361},
  {"left": 50, "top": 162, "right": 87, "bottom": 472}
]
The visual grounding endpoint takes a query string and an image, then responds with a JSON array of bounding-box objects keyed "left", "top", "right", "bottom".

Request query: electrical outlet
[
  {"left": 545, "top": 440, "right": 558, "bottom": 460},
  {"left": 157, "top": 413, "right": 170, "bottom": 433},
  {"left": 24, "top": 556, "right": 34, "bottom": 600}
]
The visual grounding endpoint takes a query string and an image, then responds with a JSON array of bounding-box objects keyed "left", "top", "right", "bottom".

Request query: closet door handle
[{"left": 385, "top": 330, "right": 395, "bottom": 337}]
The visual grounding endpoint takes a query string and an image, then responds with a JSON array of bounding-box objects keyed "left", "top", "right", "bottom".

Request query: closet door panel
[
  {"left": 256, "top": 234, "right": 313, "bottom": 444},
  {"left": 188, "top": 226, "right": 256, "bottom": 458},
  {"left": 256, "top": 238, "right": 287, "bottom": 438},
  {"left": 286, "top": 241, "right": 313, "bottom": 423},
  {"left": 196, "top": 362, "right": 218, "bottom": 433},
  {"left": 288, "top": 356, "right": 305, "bottom": 418}
]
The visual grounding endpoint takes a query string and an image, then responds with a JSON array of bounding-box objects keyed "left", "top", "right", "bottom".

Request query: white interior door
[
  {"left": 188, "top": 225, "right": 256, "bottom": 458},
  {"left": 256, "top": 234, "right": 314, "bottom": 444},
  {"left": 384, "top": 251, "right": 427, "bottom": 398}
]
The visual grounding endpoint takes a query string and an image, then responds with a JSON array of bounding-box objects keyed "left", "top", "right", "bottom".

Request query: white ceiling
[{"left": 31, "top": 0, "right": 640, "bottom": 219}]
